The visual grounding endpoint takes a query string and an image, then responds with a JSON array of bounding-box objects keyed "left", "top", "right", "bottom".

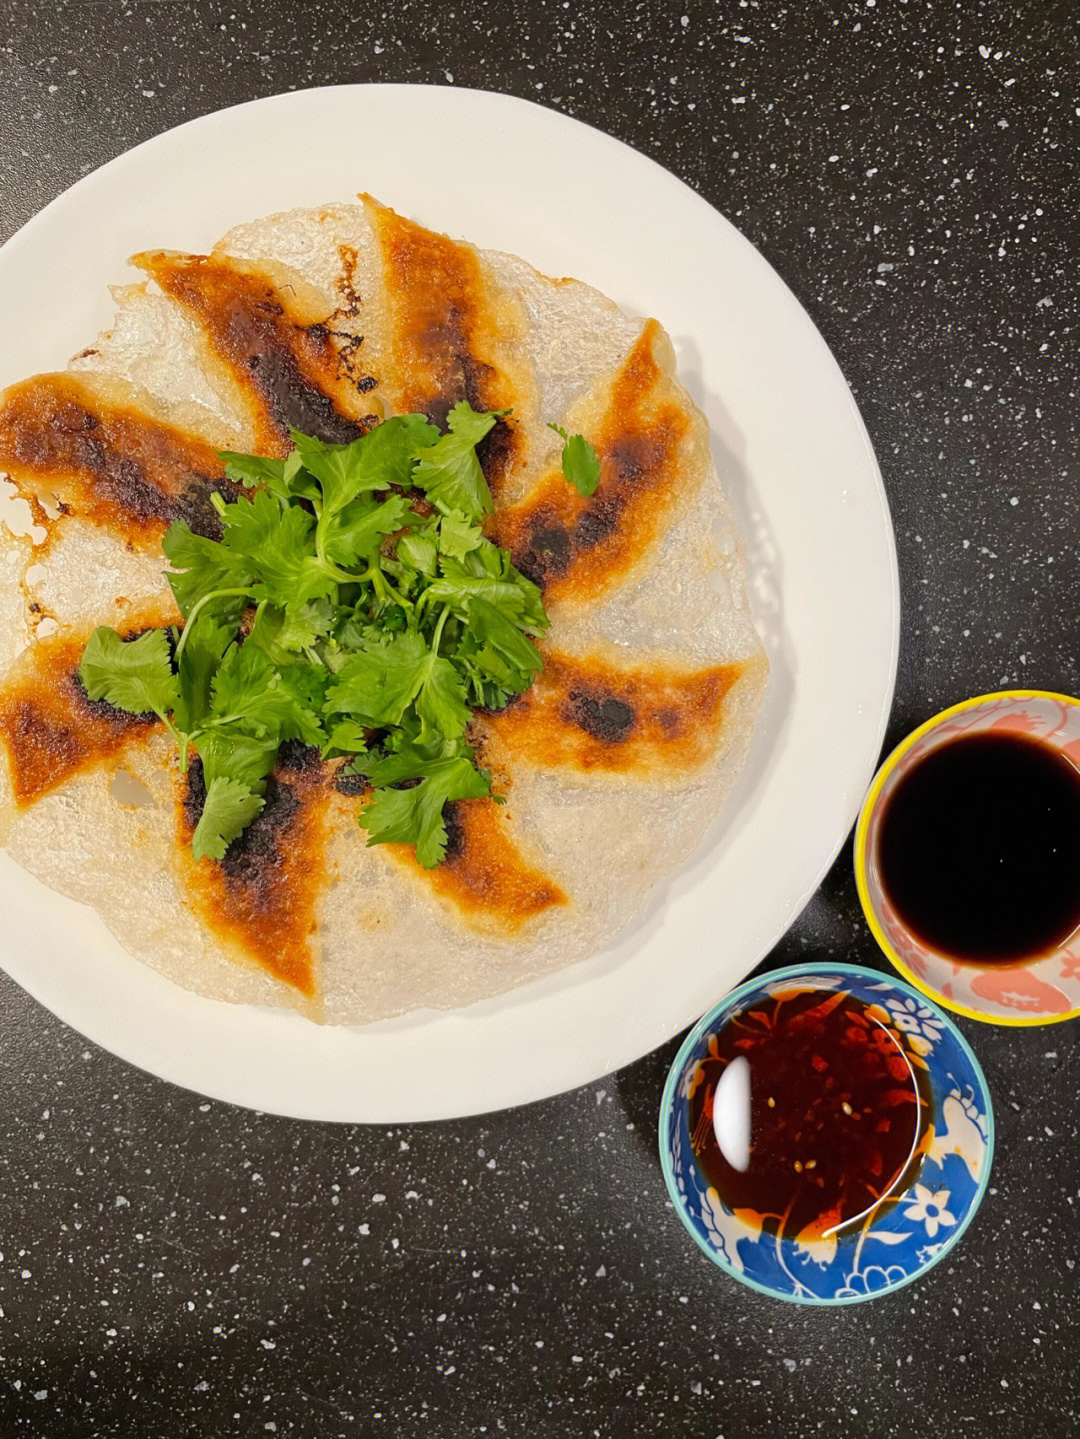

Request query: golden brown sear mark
[
  {"left": 0, "top": 612, "right": 176, "bottom": 806},
  {"left": 386, "top": 796, "right": 566, "bottom": 929},
  {"left": 490, "top": 320, "right": 692, "bottom": 603},
  {"left": 364, "top": 196, "right": 522, "bottom": 491},
  {"left": 482, "top": 649, "right": 743, "bottom": 776},
  {"left": 0, "top": 374, "right": 235, "bottom": 545},
  {"left": 179, "top": 742, "right": 330, "bottom": 996},
  {"left": 135, "top": 251, "right": 377, "bottom": 456}
]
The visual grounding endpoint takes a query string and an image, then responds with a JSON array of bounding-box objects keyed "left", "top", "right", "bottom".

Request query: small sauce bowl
[
  {"left": 659, "top": 963, "right": 993, "bottom": 1304},
  {"left": 856, "top": 690, "right": 1080, "bottom": 1025}
]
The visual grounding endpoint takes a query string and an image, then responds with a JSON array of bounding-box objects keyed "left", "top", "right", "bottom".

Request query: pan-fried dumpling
[{"left": 0, "top": 198, "right": 767, "bottom": 1023}]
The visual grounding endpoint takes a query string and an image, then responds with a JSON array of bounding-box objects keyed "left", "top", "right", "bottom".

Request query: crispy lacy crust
[
  {"left": 0, "top": 373, "right": 234, "bottom": 547},
  {"left": 490, "top": 320, "right": 696, "bottom": 603},
  {"left": 134, "top": 250, "right": 379, "bottom": 456},
  {"left": 481, "top": 649, "right": 743, "bottom": 777},
  {"left": 385, "top": 795, "right": 567, "bottom": 930},
  {"left": 177, "top": 748, "right": 331, "bottom": 998},
  {"left": 363, "top": 195, "right": 530, "bottom": 493},
  {"left": 0, "top": 198, "right": 767, "bottom": 1013},
  {"left": 0, "top": 604, "right": 176, "bottom": 805}
]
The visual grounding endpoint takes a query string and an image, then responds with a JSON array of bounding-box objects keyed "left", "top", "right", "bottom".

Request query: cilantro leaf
[
  {"left": 467, "top": 597, "right": 544, "bottom": 687},
  {"left": 290, "top": 414, "right": 438, "bottom": 514},
  {"left": 288, "top": 432, "right": 376, "bottom": 518},
  {"left": 548, "top": 423, "right": 601, "bottom": 497},
  {"left": 326, "top": 631, "right": 432, "bottom": 727},
  {"left": 162, "top": 521, "right": 253, "bottom": 618},
  {"left": 321, "top": 719, "right": 369, "bottom": 760},
  {"left": 320, "top": 493, "right": 415, "bottom": 569},
  {"left": 411, "top": 402, "right": 504, "bottom": 522},
  {"left": 359, "top": 754, "right": 491, "bottom": 868},
  {"left": 190, "top": 776, "right": 265, "bottom": 862},
  {"left": 273, "top": 664, "right": 330, "bottom": 747},
  {"left": 197, "top": 731, "right": 279, "bottom": 791},
  {"left": 414, "top": 652, "right": 472, "bottom": 745},
  {"left": 344, "top": 413, "right": 439, "bottom": 487},
  {"left": 173, "top": 610, "right": 237, "bottom": 732},
  {"left": 246, "top": 599, "right": 333, "bottom": 666},
  {"left": 437, "top": 511, "right": 484, "bottom": 561},
  {"left": 397, "top": 529, "right": 438, "bottom": 575},
  {"left": 79, "top": 626, "right": 180, "bottom": 720},
  {"left": 219, "top": 490, "right": 336, "bottom": 607},
  {"left": 220, "top": 448, "right": 314, "bottom": 503},
  {"left": 209, "top": 643, "right": 311, "bottom": 741},
  {"left": 423, "top": 556, "right": 533, "bottom": 622}
]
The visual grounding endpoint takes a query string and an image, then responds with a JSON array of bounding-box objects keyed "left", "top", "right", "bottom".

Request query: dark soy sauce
[
  {"left": 688, "top": 987, "right": 928, "bottom": 1239},
  {"left": 877, "top": 731, "right": 1080, "bottom": 965}
]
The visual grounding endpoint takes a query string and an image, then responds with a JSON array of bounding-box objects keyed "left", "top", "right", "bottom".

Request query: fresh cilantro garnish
[
  {"left": 80, "top": 626, "right": 180, "bottom": 720},
  {"left": 412, "top": 402, "right": 505, "bottom": 522},
  {"left": 79, "top": 403, "right": 548, "bottom": 869},
  {"left": 354, "top": 747, "right": 492, "bottom": 869},
  {"left": 548, "top": 422, "right": 601, "bottom": 497},
  {"left": 190, "top": 776, "right": 265, "bottom": 863}
]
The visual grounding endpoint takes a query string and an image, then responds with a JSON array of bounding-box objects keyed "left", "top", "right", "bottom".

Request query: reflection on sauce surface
[{"left": 689, "top": 987, "right": 929, "bottom": 1240}]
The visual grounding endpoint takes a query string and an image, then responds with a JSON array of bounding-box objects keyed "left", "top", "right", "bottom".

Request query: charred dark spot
[
  {"left": 335, "top": 245, "right": 363, "bottom": 318},
  {"left": 307, "top": 327, "right": 377, "bottom": 397},
  {"left": 2, "top": 397, "right": 231, "bottom": 531},
  {"left": 516, "top": 524, "right": 572, "bottom": 586},
  {"left": 565, "top": 690, "right": 636, "bottom": 744},
  {"left": 219, "top": 776, "right": 301, "bottom": 883},
  {"left": 150, "top": 261, "right": 374, "bottom": 449},
  {"left": 442, "top": 801, "right": 466, "bottom": 864},
  {"left": 333, "top": 767, "right": 369, "bottom": 797},
  {"left": 12, "top": 405, "right": 221, "bottom": 529},
  {"left": 424, "top": 396, "right": 453, "bottom": 431},
  {"left": 174, "top": 480, "right": 233, "bottom": 539},
  {"left": 608, "top": 432, "right": 662, "bottom": 484},
  {"left": 277, "top": 740, "right": 323, "bottom": 773},
  {"left": 572, "top": 506, "right": 618, "bottom": 549},
  {"left": 409, "top": 312, "right": 514, "bottom": 483},
  {"left": 183, "top": 755, "right": 208, "bottom": 829},
  {"left": 248, "top": 348, "right": 369, "bottom": 446},
  {"left": 476, "top": 417, "right": 516, "bottom": 488}
]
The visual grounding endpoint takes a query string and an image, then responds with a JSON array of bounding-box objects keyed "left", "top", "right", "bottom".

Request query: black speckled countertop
[{"left": 1, "top": 2, "right": 1078, "bottom": 1435}]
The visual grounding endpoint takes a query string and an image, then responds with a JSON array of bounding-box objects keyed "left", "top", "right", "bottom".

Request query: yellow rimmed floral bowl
[{"left": 856, "top": 690, "right": 1080, "bottom": 1026}]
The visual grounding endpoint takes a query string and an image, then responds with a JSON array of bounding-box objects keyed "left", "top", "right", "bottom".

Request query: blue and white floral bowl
[{"left": 659, "top": 963, "right": 994, "bottom": 1304}]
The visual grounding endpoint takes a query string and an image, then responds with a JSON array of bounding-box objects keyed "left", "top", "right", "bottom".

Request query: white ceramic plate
[{"left": 0, "top": 86, "right": 898, "bottom": 1120}]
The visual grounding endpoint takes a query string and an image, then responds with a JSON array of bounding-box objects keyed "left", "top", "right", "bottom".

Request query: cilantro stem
[
  {"left": 173, "top": 588, "right": 254, "bottom": 667},
  {"left": 361, "top": 563, "right": 412, "bottom": 610},
  {"left": 431, "top": 605, "right": 451, "bottom": 657}
]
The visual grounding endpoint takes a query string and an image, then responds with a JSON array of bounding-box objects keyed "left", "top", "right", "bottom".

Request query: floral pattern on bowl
[
  {"left": 856, "top": 690, "right": 1080, "bottom": 1025},
  {"left": 659, "top": 964, "right": 993, "bottom": 1305}
]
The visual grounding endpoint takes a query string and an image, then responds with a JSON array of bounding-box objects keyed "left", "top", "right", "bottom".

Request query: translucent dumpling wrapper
[{"left": 0, "top": 197, "right": 768, "bottom": 1023}]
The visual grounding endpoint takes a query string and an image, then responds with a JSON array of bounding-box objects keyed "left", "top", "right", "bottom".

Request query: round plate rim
[{"left": 0, "top": 84, "right": 900, "bottom": 1120}]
